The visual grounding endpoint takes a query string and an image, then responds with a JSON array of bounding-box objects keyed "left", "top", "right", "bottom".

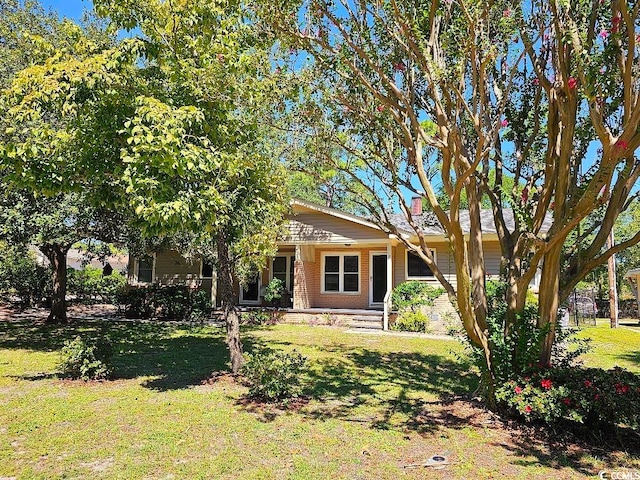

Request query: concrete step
[{"left": 347, "top": 320, "right": 383, "bottom": 330}]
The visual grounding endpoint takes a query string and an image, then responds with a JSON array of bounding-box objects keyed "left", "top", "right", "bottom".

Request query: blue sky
[{"left": 40, "top": 0, "right": 90, "bottom": 20}]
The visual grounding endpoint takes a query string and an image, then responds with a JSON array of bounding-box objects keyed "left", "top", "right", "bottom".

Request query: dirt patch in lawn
[{"left": 402, "top": 397, "right": 640, "bottom": 478}]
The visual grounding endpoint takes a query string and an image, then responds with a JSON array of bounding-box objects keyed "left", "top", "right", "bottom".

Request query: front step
[{"left": 347, "top": 314, "right": 383, "bottom": 330}]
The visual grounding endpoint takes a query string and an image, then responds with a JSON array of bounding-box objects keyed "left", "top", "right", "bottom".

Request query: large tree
[
  {"left": 260, "top": 0, "right": 640, "bottom": 404},
  {"left": 1, "top": 0, "right": 288, "bottom": 371}
]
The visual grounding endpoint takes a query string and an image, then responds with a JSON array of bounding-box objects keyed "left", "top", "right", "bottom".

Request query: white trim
[
  {"left": 320, "top": 252, "right": 361, "bottom": 295},
  {"left": 240, "top": 274, "right": 261, "bottom": 305},
  {"left": 404, "top": 249, "right": 437, "bottom": 280},
  {"left": 369, "top": 251, "right": 387, "bottom": 306},
  {"left": 291, "top": 198, "right": 391, "bottom": 234}
]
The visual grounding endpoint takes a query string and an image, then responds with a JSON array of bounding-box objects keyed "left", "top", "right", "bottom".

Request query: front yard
[{"left": 0, "top": 312, "right": 638, "bottom": 479}]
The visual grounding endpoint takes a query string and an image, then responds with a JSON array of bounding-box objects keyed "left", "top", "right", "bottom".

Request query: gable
[{"left": 283, "top": 203, "right": 390, "bottom": 244}]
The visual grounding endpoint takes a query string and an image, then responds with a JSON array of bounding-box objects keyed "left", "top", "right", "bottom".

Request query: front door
[{"left": 370, "top": 253, "right": 387, "bottom": 305}]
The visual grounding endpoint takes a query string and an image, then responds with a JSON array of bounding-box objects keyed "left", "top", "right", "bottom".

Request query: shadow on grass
[
  {"left": 617, "top": 350, "right": 640, "bottom": 368},
  {"left": 0, "top": 319, "right": 266, "bottom": 391}
]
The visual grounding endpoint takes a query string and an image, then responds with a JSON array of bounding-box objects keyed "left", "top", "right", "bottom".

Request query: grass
[
  {"left": 577, "top": 318, "right": 640, "bottom": 371},
  {"left": 0, "top": 316, "right": 639, "bottom": 479}
]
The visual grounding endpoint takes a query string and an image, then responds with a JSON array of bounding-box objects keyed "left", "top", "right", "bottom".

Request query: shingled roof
[{"left": 388, "top": 209, "right": 553, "bottom": 235}]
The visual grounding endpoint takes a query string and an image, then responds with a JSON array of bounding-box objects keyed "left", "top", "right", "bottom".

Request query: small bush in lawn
[
  {"left": 242, "top": 350, "right": 307, "bottom": 401},
  {"left": 58, "top": 336, "right": 113, "bottom": 380},
  {"left": 392, "top": 310, "right": 430, "bottom": 333},
  {"left": 496, "top": 366, "right": 640, "bottom": 430}
]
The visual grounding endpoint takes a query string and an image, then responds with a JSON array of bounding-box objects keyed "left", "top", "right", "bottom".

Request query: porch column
[
  {"left": 384, "top": 242, "right": 393, "bottom": 330},
  {"left": 210, "top": 270, "right": 218, "bottom": 308}
]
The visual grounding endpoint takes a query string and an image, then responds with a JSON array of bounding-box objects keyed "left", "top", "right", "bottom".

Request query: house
[
  {"left": 32, "top": 247, "right": 129, "bottom": 276},
  {"left": 129, "top": 198, "right": 543, "bottom": 329}
]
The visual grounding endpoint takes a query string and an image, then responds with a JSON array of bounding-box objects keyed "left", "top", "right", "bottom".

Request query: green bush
[
  {"left": 58, "top": 336, "right": 113, "bottom": 380},
  {"left": 153, "top": 285, "right": 193, "bottom": 320},
  {"left": 391, "top": 281, "right": 444, "bottom": 312},
  {"left": 241, "top": 309, "right": 272, "bottom": 325},
  {"left": 0, "top": 244, "right": 50, "bottom": 307},
  {"left": 118, "top": 285, "right": 211, "bottom": 321},
  {"left": 263, "top": 278, "right": 285, "bottom": 304},
  {"left": 462, "top": 281, "right": 590, "bottom": 384},
  {"left": 496, "top": 366, "right": 640, "bottom": 430},
  {"left": 392, "top": 310, "right": 430, "bottom": 333},
  {"left": 67, "top": 266, "right": 127, "bottom": 304},
  {"left": 120, "top": 287, "right": 155, "bottom": 319},
  {"left": 242, "top": 350, "right": 307, "bottom": 401}
]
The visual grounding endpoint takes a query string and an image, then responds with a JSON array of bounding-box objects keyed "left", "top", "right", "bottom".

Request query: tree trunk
[
  {"left": 537, "top": 245, "right": 562, "bottom": 365},
  {"left": 42, "top": 244, "right": 70, "bottom": 324},
  {"left": 217, "top": 233, "right": 244, "bottom": 374}
]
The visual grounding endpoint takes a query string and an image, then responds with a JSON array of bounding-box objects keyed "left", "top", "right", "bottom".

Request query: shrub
[
  {"left": 461, "top": 280, "right": 590, "bottom": 387},
  {"left": 118, "top": 285, "right": 211, "bottom": 321},
  {"left": 67, "top": 267, "right": 127, "bottom": 304},
  {"left": 242, "top": 350, "right": 307, "bottom": 401},
  {"left": 391, "top": 281, "right": 444, "bottom": 312},
  {"left": 0, "top": 244, "right": 50, "bottom": 307},
  {"left": 392, "top": 310, "right": 430, "bottom": 333},
  {"left": 58, "top": 336, "right": 113, "bottom": 380},
  {"left": 263, "top": 278, "right": 285, "bottom": 304},
  {"left": 241, "top": 308, "right": 282, "bottom": 325},
  {"left": 496, "top": 366, "right": 640, "bottom": 430},
  {"left": 153, "top": 285, "right": 193, "bottom": 320},
  {"left": 120, "top": 287, "right": 154, "bottom": 319}
]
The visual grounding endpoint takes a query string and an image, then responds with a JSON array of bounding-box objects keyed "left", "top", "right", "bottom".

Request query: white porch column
[{"left": 384, "top": 242, "right": 393, "bottom": 330}]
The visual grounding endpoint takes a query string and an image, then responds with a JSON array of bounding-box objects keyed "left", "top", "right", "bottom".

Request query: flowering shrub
[{"left": 496, "top": 365, "right": 640, "bottom": 429}]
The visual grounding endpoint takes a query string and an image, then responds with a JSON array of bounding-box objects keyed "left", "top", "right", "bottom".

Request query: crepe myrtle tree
[{"left": 259, "top": 0, "right": 640, "bottom": 404}]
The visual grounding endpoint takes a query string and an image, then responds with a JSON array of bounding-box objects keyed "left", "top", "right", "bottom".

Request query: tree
[
  {"left": 90, "top": 0, "right": 289, "bottom": 373},
  {"left": 0, "top": 1, "right": 129, "bottom": 322},
  {"left": 260, "top": 0, "right": 640, "bottom": 405},
  {"left": 0, "top": 190, "right": 128, "bottom": 322},
  {"left": 1, "top": 0, "right": 288, "bottom": 371}
]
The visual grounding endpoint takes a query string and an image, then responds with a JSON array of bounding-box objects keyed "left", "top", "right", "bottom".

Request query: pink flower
[
  {"left": 615, "top": 383, "right": 629, "bottom": 394},
  {"left": 532, "top": 78, "right": 539, "bottom": 85},
  {"left": 501, "top": 119, "right": 508, "bottom": 128},
  {"left": 563, "top": 398, "right": 571, "bottom": 405},
  {"left": 515, "top": 386, "right": 523, "bottom": 394},
  {"left": 584, "top": 380, "right": 593, "bottom": 387},
  {"left": 503, "top": 9, "right": 511, "bottom": 17},
  {"left": 567, "top": 77, "right": 577, "bottom": 89},
  {"left": 541, "top": 379, "right": 553, "bottom": 390},
  {"left": 394, "top": 62, "right": 405, "bottom": 72},
  {"left": 521, "top": 187, "right": 529, "bottom": 203},
  {"left": 377, "top": 104, "right": 385, "bottom": 112},
  {"left": 524, "top": 405, "right": 532, "bottom": 413},
  {"left": 595, "top": 393, "right": 600, "bottom": 400},
  {"left": 600, "top": 29, "right": 609, "bottom": 39}
]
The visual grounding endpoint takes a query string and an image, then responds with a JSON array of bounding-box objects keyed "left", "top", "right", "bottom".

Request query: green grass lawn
[
  {"left": 578, "top": 319, "right": 640, "bottom": 372},
  {"left": 0, "top": 317, "right": 638, "bottom": 479}
]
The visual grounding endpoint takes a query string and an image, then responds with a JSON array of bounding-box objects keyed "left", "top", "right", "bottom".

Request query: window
[
  {"left": 137, "top": 256, "right": 154, "bottom": 283},
  {"left": 406, "top": 250, "right": 435, "bottom": 278},
  {"left": 322, "top": 253, "right": 360, "bottom": 293},
  {"left": 272, "top": 255, "right": 294, "bottom": 292},
  {"left": 201, "top": 260, "right": 214, "bottom": 278}
]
